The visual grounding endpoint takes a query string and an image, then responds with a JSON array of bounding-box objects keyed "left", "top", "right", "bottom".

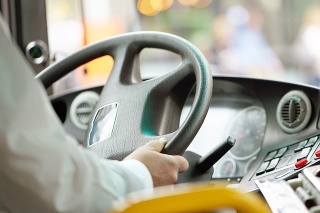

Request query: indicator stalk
[{"left": 196, "top": 136, "right": 236, "bottom": 173}]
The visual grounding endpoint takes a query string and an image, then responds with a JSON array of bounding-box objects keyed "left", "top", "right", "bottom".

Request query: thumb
[{"left": 143, "top": 138, "right": 167, "bottom": 152}]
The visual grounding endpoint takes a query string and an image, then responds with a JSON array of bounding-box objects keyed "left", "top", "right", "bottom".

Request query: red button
[
  {"left": 315, "top": 150, "right": 320, "bottom": 158},
  {"left": 295, "top": 158, "right": 308, "bottom": 169}
]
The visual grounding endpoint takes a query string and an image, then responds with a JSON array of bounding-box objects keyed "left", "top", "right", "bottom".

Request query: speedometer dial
[{"left": 226, "top": 106, "right": 267, "bottom": 160}]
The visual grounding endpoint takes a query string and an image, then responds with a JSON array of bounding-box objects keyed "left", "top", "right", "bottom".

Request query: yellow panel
[{"left": 110, "top": 184, "right": 271, "bottom": 213}]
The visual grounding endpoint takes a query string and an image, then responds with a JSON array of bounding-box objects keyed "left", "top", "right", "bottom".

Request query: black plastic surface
[
  {"left": 177, "top": 151, "right": 214, "bottom": 184},
  {"left": 50, "top": 70, "right": 320, "bottom": 190}
]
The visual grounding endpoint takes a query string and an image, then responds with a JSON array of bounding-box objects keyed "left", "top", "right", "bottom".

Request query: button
[
  {"left": 287, "top": 152, "right": 302, "bottom": 165},
  {"left": 266, "top": 158, "right": 280, "bottom": 172},
  {"left": 295, "top": 158, "right": 308, "bottom": 169},
  {"left": 256, "top": 161, "right": 270, "bottom": 176},
  {"left": 274, "top": 147, "right": 288, "bottom": 158},
  {"left": 316, "top": 150, "right": 320, "bottom": 158},
  {"left": 297, "top": 147, "right": 311, "bottom": 161},
  {"left": 276, "top": 155, "right": 291, "bottom": 169},
  {"left": 294, "top": 140, "right": 308, "bottom": 152},
  {"left": 305, "top": 136, "right": 319, "bottom": 147},
  {"left": 264, "top": 150, "right": 277, "bottom": 162},
  {"left": 283, "top": 144, "right": 298, "bottom": 157}
]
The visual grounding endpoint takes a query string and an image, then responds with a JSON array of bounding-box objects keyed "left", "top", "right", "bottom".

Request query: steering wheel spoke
[
  {"left": 147, "top": 61, "right": 193, "bottom": 91},
  {"left": 109, "top": 45, "right": 143, "bottom": 86}
]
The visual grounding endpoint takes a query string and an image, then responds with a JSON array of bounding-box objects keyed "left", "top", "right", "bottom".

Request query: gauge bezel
[
  {"left": 216, "top": 157, "right": 237, "bottom": 178},
  {"left": 226, "top": 105, "right": 267, "bottom": 161}
]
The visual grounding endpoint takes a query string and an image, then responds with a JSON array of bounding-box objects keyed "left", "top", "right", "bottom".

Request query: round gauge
[
  {"left": 226, "top": 106, "right": 266, "bottom": 160},
  {"left": 217, "top": 158, "right": 237, "bottom": 177}
]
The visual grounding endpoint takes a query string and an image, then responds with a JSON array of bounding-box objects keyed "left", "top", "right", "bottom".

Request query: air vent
[
  {"left": 281, "top": 99, "right": 301, "bottom": 126},
  {"left": 276, "top": 90, "right": 311, "bottom": 133},
  {"left": 70, "top": 91, "right": 99, "bottom": 130},
  {"left": 76, "top": 102, "right": 94, "bottom": 125}
]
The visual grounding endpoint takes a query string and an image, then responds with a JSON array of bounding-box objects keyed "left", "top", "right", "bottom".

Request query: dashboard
[
  {"left": 182, "top": 88, "right": 266, "bottom": 180},
  {"left": 51, "top": 75, "right": 320, "bottom": 192}
]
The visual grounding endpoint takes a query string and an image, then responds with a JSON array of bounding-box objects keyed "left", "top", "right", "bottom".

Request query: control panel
[{"left": 251, "top": 135, "right": 320, "bottom": 182}]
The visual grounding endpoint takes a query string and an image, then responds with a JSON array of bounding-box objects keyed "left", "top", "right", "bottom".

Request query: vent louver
[
  {"left": 76, "top": 102, "right": 94, "bottom": 126},
  {"left": 70, "top": 91, "right": 99, "bottom": 130},
  {"left": 282, "top": 99, "right": 301, "bottom": 126},
  {"left": 276, "top": 91, "right": 311, "bottom": 133}
]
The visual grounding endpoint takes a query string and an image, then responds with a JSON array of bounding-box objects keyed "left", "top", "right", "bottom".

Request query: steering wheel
[{"left": 36, "top": 32, "right": 213, "bottom": 160}]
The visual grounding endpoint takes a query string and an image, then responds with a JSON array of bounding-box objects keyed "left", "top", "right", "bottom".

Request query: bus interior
[{"left": 2, "top": 0, "right": 320, "bottom": 212}]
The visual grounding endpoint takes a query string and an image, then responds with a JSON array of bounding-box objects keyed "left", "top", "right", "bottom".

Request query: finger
[
  {"left": 143, "top": 138, "right": 167, "bottom": 152},
  {"left": 173, "top": 155, "right": 189, "bottom": 173}
]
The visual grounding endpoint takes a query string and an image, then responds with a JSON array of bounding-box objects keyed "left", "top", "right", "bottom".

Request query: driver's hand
[{"left": 124, "top": 139, "right": 189, "bottom": 187}]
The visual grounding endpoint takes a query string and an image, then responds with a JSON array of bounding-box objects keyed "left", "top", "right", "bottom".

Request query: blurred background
[{"left": 45, "top": 0, "right": 320, "bottom": 94}]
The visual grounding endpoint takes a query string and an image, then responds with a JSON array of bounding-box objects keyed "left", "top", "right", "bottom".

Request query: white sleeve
[{"left": 0, "top": 15, "right": 153, "bottom": 213}]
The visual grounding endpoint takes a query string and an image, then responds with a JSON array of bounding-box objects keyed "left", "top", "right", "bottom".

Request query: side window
[{"left": 46, "top": 0, "right": 139, "bottom": 94}]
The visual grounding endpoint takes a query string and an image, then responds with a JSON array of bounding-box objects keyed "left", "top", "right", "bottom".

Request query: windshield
[{"left": 46, "top": 0, "right": 320, "bottom": 94}]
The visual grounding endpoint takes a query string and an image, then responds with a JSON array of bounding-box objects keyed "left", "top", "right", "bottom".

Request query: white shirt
[{"left": 0, "top": 15, "right": 153, "bottom": 213}]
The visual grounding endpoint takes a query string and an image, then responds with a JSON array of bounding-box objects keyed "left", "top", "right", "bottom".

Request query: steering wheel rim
[{"left": 36, "top": 32, "right": 213, "bottom": 160}]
